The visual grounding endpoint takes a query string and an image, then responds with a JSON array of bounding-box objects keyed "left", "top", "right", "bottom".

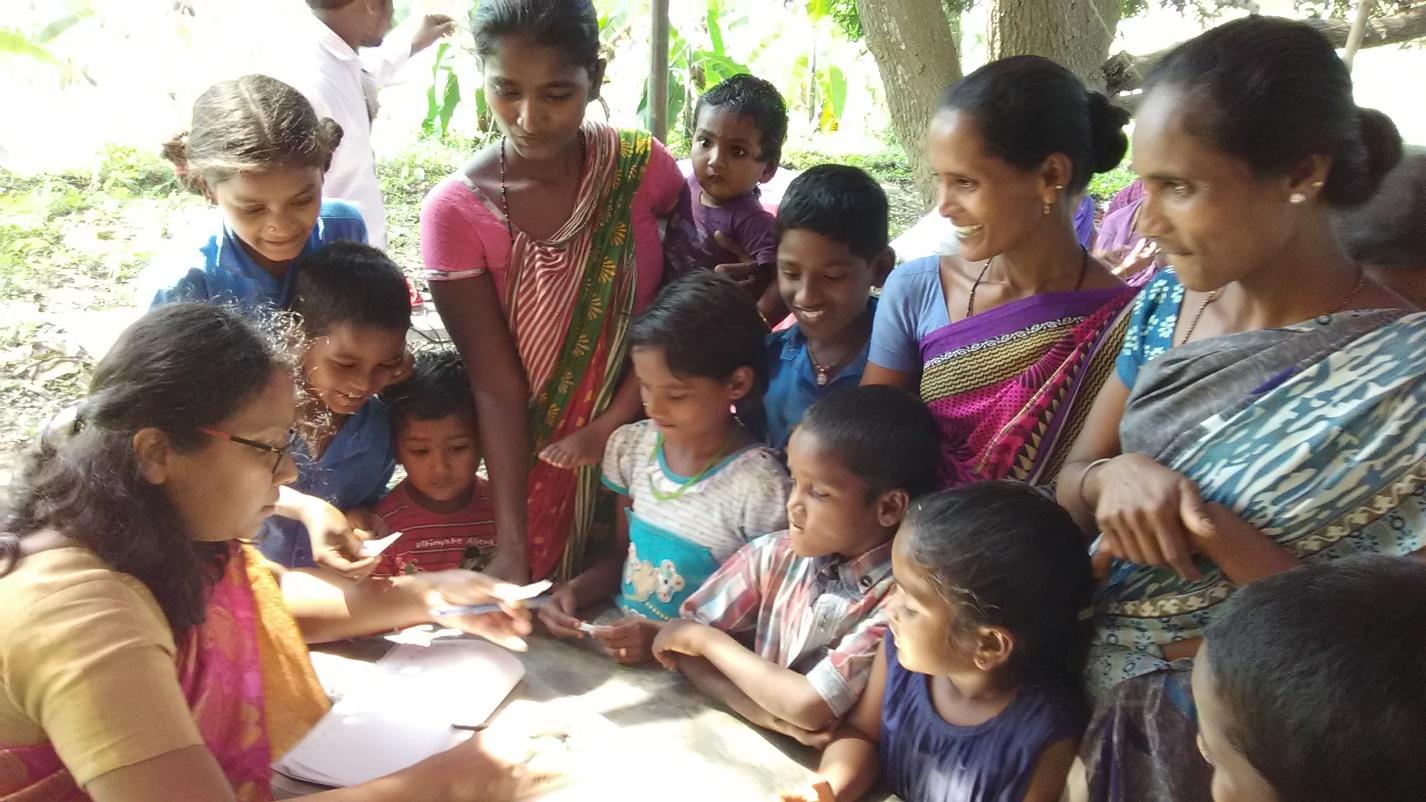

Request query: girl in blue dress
[
  {"left": 141, "top": 74, "right": 367, "bottom": 313},
  {"left": 788, "top": 481, "right": 1092, "bottom": 802}
]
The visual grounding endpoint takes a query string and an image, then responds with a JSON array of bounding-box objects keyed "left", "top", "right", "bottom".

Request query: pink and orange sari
[{"left": 0, "top": 543, "right": 327, "bottom": 801}]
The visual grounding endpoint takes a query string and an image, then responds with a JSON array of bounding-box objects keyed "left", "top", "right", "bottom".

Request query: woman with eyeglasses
[{"left": 0, "top": 303, "right": 563, "bottom": 802}]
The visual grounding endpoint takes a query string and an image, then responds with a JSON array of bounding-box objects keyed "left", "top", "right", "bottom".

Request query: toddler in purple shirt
[{"left": 665, "top": 74, "right": 789, "bottom": 319}]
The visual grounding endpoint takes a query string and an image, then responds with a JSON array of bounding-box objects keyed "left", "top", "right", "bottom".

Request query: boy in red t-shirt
[{"left": 372, "top": 350, "right": 496, "bottom": 576}]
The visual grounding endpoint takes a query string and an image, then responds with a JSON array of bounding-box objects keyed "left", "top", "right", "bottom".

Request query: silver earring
[{"left": 1289, "top": 192, "right": 1307, "bottom": 204}]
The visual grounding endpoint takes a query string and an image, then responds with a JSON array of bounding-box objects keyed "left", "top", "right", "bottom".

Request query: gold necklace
[
  {"left": 966, "top": 247, "right": 1089, "bottom": 318},
  {"left": 1177, "top": 266, "right": 1367, "bottom": 346}
]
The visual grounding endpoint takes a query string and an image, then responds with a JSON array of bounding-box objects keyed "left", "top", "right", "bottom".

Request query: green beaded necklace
[{"left": 648, "top": 429, "right": 740, "bottom": 501}]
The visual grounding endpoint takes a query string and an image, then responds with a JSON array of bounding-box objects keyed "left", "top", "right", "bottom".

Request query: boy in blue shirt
[
  {"left": 762, "top": 165, "right": 893, "bottom": 449},
  {"left": 259, "top": 242, "right": 410, "bottom": 570}
]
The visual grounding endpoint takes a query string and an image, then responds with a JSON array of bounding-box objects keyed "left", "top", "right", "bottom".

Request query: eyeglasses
[{"left": 198, "top": 427, "right": 298, "bottom": 476}]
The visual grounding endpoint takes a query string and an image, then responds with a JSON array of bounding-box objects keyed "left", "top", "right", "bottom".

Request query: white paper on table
[{"left": 273, "top": 639, "right": 525, "bottom": 787}]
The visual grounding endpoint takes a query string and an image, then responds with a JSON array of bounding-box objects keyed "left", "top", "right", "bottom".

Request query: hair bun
[
  {"left": 1085, "top": 90, "right": 1130, "bottom": 174},
  {"left": 1358, "top": 108, "right": 1403, "bottom": 188},
  {"left": 1324, "top": 107, "right": 1403, "bottom": 207}
]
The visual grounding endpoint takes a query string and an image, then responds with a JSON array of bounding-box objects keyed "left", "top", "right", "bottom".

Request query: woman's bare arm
[{"left": 429, "top": 277, "right": 532, "bottom": 583}]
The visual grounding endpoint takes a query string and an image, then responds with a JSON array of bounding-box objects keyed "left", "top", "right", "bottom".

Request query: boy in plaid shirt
[{"left": 652, "top": 386, "right": 940, "bottom": 739}]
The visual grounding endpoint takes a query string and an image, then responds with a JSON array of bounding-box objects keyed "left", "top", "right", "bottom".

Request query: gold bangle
[{"left": 1077, "top": 457, "right": 1114, "bottom": 511}]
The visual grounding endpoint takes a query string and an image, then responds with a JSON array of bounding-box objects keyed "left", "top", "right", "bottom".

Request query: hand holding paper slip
[{"left": 358, "top": 530, "right": 404, "bottom": 558}]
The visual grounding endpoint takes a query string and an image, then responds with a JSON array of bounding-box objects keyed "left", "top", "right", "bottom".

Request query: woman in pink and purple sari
[{"left": 864, "top": 56, "right": 1143, "bottom": 488}]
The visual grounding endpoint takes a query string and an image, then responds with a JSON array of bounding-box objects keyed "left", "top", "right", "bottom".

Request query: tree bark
[
  {"left": 1103, "top": 6, "right": 1426, "bottom": 96},
  {"left": 857, "top": 0, "right": 961, "bottom": 201},
  {"left": 988, "top": 0, "right": 1124, "bottom": 90}
]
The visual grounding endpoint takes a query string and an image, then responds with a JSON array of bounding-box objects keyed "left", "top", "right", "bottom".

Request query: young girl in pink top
[{"left": 419, "top": 0, "right": 684, "bottom": 583}]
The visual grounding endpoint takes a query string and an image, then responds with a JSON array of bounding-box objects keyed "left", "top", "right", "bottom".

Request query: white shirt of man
[{"left": 279, "top": 14, "right": 411, "bottom": 250}]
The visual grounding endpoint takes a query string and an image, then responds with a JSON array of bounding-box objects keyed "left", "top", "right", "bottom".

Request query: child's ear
[
  {"left": 759, "top": 162, "right": 779, "bottom": 183},
  {"left": 872, "top": 247, "right": 895, "bottom": 288},
  {"left": 132, "top": 427, "right": 176, "bottom": 485},
  {"left": 875, "top": 488, "right": 911, "bottom": 528},
  {"left": 972, "top": 626, "right": 1014, "bottom": 673},
  {"left": 725, "top": 365, "right": 755, "bottom": 402}
]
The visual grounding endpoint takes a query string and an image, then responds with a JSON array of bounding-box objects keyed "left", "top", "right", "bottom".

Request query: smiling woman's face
[{"left": 927, "top": 110, "right": 1049, "bottom": 265}]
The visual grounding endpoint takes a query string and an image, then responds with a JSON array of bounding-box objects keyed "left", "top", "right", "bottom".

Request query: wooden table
[{"left": 274, "top": 625, "right": 898, "bottom": 801}]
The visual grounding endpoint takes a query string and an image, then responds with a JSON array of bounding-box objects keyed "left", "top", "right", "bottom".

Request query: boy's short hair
[
  {"left": 1204, "top": 553, "right": 1426, "bottom": 802},
  {"left": 776, "top": 165, "right": 889, "bottom": 262},
  {"left": 380, "top": 349, "right": 475, "bottom": 433},
  {"left": 694, "top": 74, "right": 789, "bottom": 168},
  {"left": 796, "top": 385, "right": 940, "bottom": 499},
  {"left": 291, "top": 241, "right": 411, "bottom": 336}
]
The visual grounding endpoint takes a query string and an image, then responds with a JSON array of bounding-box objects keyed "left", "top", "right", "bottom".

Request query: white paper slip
[
  {"left": 358, "top": 530, "right": 404, "bottom": 558},
  {"left": 273, "top": 639, "right": 525, "bottom": 787},
  {"left": 508, "top": 579, "right": 553, "bottom": 600}
]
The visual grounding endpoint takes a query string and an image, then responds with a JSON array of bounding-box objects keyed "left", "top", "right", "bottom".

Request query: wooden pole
[
  {"left": 650, "top": 0, "right": 670, "bottom": 140},
  {"left": 1343, "top": 0, "right": 1374, "bottom": 71}
]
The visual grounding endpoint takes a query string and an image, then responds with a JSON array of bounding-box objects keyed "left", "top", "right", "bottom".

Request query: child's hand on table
[
  {"left": 650, "top": 619, "right": 710, "bottom": 669},
  {"left": 591, "top": 616, "right": 661, "bottom": 664},
  {"left": 305, "top": 501, "right": 380, "bottom": 579},
  {"left": 536, "top": 583, "right": 586, "bottom": 639},
  {"left": 420, "top": 570, "right": 536, "bottom": 651}
]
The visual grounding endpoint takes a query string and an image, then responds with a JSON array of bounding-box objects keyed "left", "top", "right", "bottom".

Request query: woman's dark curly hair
[{"left": 4, "top": 303, "right": 294, "bottom": 635}]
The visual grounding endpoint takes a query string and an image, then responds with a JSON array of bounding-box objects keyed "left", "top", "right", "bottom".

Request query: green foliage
[
  {"left": 1120, "top": 0, "right": 1406, "bottom": 21},
  {"left": 817, "top": 66, "right": 848, "bottom": 131},
  {"left": 1087, "top": 161, "right": 1137, "bottom": 203},
  {"left": 780, "top": 143, "right": 913, "bottom": 183},
  {"left": 95, "top": 145, "right": 182, "bottom": 199},
  {"left": 421, "top": 42, "right": 465, "bottom": 139},
  {"left": 0, "top": 5, "right": 96, "bottom": 85},
  {"left": 378, "top": 134, "right": 493, "bottom": 208},
  {"left": 639, "top": 1, "right": 755, "bottom": 135}
]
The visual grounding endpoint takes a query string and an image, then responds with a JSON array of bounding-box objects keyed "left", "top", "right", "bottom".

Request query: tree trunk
[
  {"left": 857, "top": 0, "right": 961, "bottom": 202},
  {"left": 1103, "top": 6, "right": 1426, "bottom": 96},
  {"left": 988, "top": 0, "right": 1123, "bottom": 90}
]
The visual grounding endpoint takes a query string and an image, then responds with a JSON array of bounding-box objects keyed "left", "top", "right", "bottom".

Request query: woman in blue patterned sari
[{"left": 1053, "top": 17, "right": 1421, "bottom": 802}]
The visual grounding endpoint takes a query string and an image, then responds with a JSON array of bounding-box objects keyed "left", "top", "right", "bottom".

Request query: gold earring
[{"left": 1043, "top": 184, "right": 1065, "bottom": 216}]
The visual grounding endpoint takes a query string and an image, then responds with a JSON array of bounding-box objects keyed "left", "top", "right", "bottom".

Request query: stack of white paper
[{"left": 273, "top": 639, "right": 525, "bottom": 787}]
